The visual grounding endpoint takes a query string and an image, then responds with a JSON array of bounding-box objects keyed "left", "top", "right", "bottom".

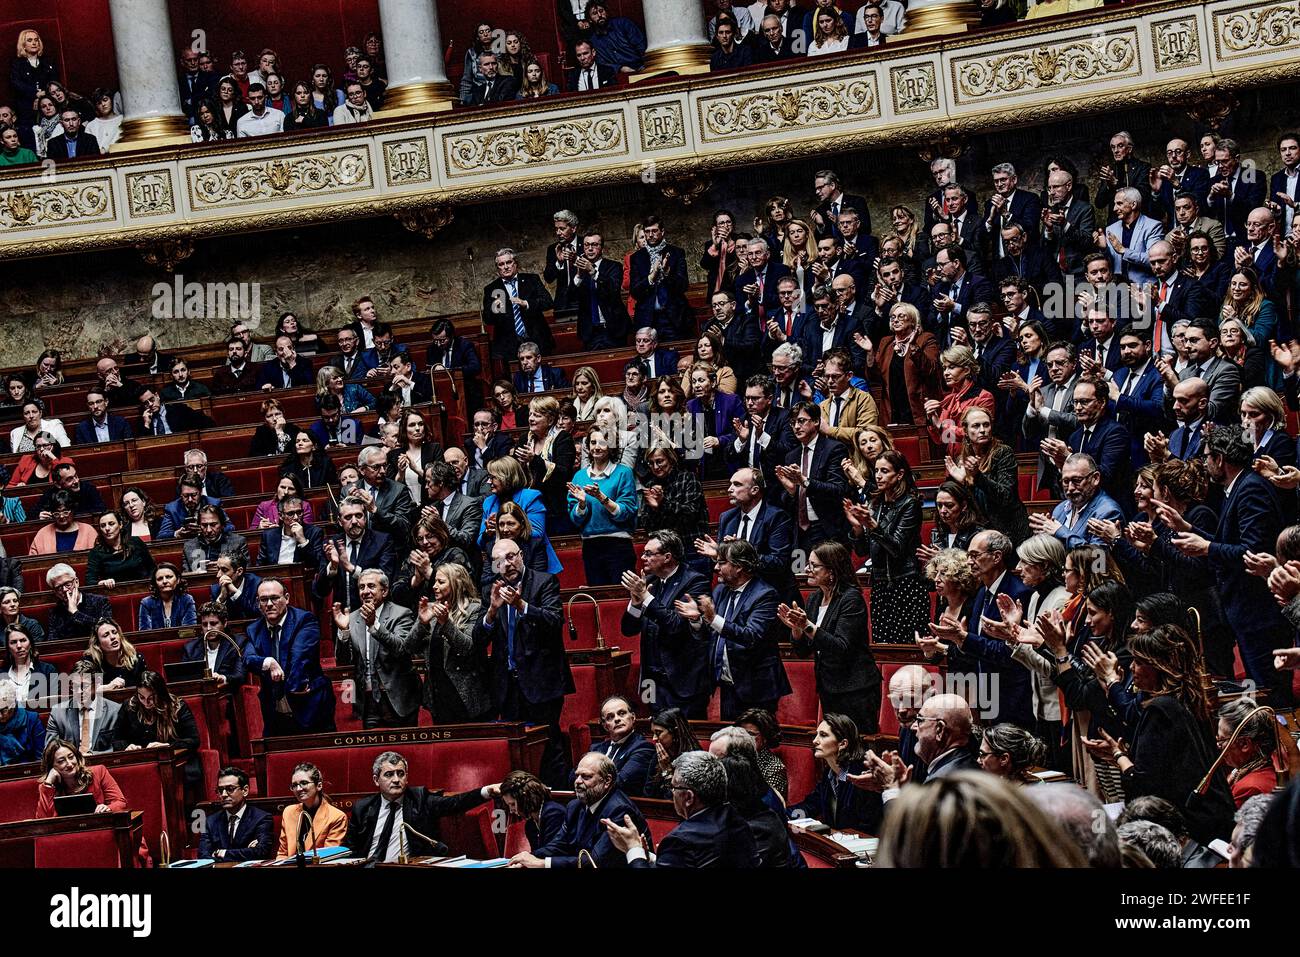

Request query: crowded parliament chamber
[{"left": 0, "top": 0, "right": 1299, "bottom": 886}]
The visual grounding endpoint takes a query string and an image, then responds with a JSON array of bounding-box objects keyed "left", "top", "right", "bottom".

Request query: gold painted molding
[{"left": 0, "top": 0, "right": 1295, "bottom": 261}]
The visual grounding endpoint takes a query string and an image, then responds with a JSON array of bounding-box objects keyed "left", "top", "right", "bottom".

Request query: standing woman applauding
[{"left": 844, "top": 450, "right": 929, "bottom": 645}]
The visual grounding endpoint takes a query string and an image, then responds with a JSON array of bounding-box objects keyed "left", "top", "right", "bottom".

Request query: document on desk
[
  {"left": 829, "top": 833, "right": 877, "bottom": 857},
  {"left": 436, "top": 857, "right": 511, "bottom": 868},
  {"left": 788, "top": 817, "right": 826, "bottom": 830}
]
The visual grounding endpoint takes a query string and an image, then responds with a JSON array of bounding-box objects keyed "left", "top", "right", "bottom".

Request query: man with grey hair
[
  {"left": 856, "top": 693, "right": 979, "bottom": 796},
  {"left": 770, "top": 341, "right": 808, "bottom": 408},
  {"left": 546, "top": 209, "right": 582, "bottom": 317},
  {"left": 1229, "top": 793, "right": 1274, "bottom": 867},
  {"left": 631, "top": 325, "right": 679, "bottom": 381},
  {"left": 330, "top": 569, "right": 417, "bottom": 728},
  {"left": 1029, "top": 451, "right": 1122, "bottom": 548},
  {"left": 512, "top": 340, "right": 568, "bottom": 395},
  {"left": 313, "top": 497, "right": 398, "bottom": 610},
  {"left": 1096, "top": 130, "right": 1153, "bottom": 223},
  {"left": 1117, "top": 819, "right": 1183, "bottom": 868},
  {"left": 45, "top": 564, "right": 112, "bottom": 643},
  {"left": 482, "top": 246, "right": 554, "bottom": 360},
  {"left": 984, "top": 162, "right": 1041, "bottom": 259},
  {"left": 889, "top": 664, "right": 936, "bottom": 781},
  {"left": 183, "top": 447, "right": 235, "bottom": 500},
  {"left": 354, "top": 444, "right": 417, "bottom": 552},
  {"left": 511, "top": 751, "right": 650, "bottom": 868},
  {"left": 1101, "top": 186, "right": 1164, "bottom": 285},
  {"left": 1023, "top": 782, "right": 1122, "bottom": 867},
  {"left": 605, "top": 750, "right": 760, "bottom": 867},
  {"left": 0, "top": 680, "right": 46, "bottom": 763},
  {"left": 924, "top": 157, "right": 975, "bottom": 230},
  {"left": 345, "top": 749, "right": 501, "bottom": 862}
]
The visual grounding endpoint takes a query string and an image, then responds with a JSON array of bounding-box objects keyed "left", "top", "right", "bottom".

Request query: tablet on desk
[
  {"left": 53, "top": 793, "right": 97, "bottom": 816},
  {"left": 164, "top": 660, "right": 208, "bottom": 683}
]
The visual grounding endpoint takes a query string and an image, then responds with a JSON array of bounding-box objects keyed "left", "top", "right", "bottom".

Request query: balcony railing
[{"left": 0, "top": 0, "right": 1290, "bottom": 262}]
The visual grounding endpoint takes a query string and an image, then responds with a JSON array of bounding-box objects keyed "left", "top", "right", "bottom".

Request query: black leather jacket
[{"left": 855, "top": 492, "right": 922, "bottom": 584}]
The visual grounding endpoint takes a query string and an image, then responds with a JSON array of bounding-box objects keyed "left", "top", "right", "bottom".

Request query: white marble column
[
  {"left": 109, "top": 0, "right": 189, "bottom": 149},
  {"left": 378, "top": 0, "right": 454, "bottom": 113},
  {"left": 633, "top": 0, "right": 712, "bottom": 82}
]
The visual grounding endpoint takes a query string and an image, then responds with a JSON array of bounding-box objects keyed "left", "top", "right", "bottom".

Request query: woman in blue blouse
[
  {"left": 137, "top": 562, "right": 197, "bottom": 631},
  {"left": 567, "top": 428, "right": 638, "bottom": 585},
  {"left": 478, "top": 456, "right": 561, "bottom": 576}
]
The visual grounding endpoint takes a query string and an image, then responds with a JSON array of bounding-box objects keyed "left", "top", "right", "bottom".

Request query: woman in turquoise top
[
  {"left": 478, "top": 456, "right": 561, "bottom": 576},
  {"left": 0, "top": 125, "right": 37, "bottom": 166},
  {"left": 1220, "top": 266, "right": 1280, "bottom": 390},
  {"left": 567, "top": 428, "right": 638, "bottom": 586}
]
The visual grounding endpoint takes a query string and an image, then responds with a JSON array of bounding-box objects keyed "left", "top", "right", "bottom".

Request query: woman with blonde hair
[
  {"left": 842, "top": 425, "right": 894, "bottom": 502},
  {"left": 12, "top": 28, "right": 59, "bottom": 130},
  {"left": 1239, "top": 385, "right": 1294, "bottom": 466},
  {"left": 585, "top": 395, "right": 640, "bottom": 471},
  {"left": 80, "top": 619, "right": 144, "bottom": 690},
  {"left": 416, "top": 562, "right": 492, "bottom": 722},
  {"left": 38, "top": 738, "right": 151, "bottom": 866},
  {"left": 782, "top": 218, "right": 818, "bottom": 306},
  {"left": 1221, "top": 267, "right": 1280, "bottom": 388},
  {"left": 622, "top": 222, "right": 646, "bottom": 320},
  {"left": 925, "top": 345, "right": 994, "bottom": 456},
  {"left": 479, "top": 456, "right": 561, "bottom": 575},
  {"left": 514, "top": 395, "right": 577, "bottom": 533},
  {"left": 569, "top": 366, "right": 602, "bottom": 422},
  {"left": 876, "top": 772, "right": 1087, "bottom": 867},
  {"left": 890, "top": 205, "right": 920, "bottom": 259},
  {"left": 315, "top": 365, "right": 373, "bottom": 414},
  {"left": 277, "top": 762, "right": 348, "bottom": 859}
]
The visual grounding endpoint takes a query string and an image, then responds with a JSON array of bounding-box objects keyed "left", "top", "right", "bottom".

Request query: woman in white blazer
[{"left": 10, "top": 398, "right": 69, "bottom": 454}]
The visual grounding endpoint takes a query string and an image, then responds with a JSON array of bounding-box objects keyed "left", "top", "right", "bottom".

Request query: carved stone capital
[
  {"left": 659, "top": 174, "right": 712, "bottom": 207},
  {"left": 1182, "top": 92, "right": 1239, "bottom": 131},
  {"left": 136, "top": 235, "right": 195, "bottom": 272},
  {"left": 394, "top": 204, "right": 455, "bottom": 239}
]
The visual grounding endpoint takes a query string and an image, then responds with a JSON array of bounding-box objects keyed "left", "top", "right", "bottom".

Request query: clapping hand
[
  {"left": 694, "top": 534, "right": 720, "bottom": 559},
  {"left": 777, "top": 602, "right": 809, "bottom": 638},
  {"left": 673, "top": 593, "right": 702, "bottom": 623},
  {"left": 1244, "top": 551, "right": 1279, "bottom": 578},
  {"left": 1036, "top": 609, "right": 1070, "bottom": 656},
  {"left": 601, "top": 814, "right": 647, "bottom": 854},
  {"left": 567, "top": 481, "right": 588, "bottom": 505},
  {"left": 642, "top": 485, "right": 664, "bottom": 508},
  {"left": 621, "top": 569, "right": 648, "bottom": 603},
  {"left": 1082, "top": 729, "right": 1128, "bottom": 766},
  {"left": 1086, "top": 517, "right": 1123, "bottom": 545},
  {"left": 1080, "top": 641, "right": 1121, "bottom": 685},
  {"left": 1267, "top": 561, "right": 1300, "bottom": 605}
]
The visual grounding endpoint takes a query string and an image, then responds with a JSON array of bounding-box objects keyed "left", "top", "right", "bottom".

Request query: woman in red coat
[
  {"left": 37, "top": 738, "right": 151, "bottom": 866},
  {"left": 1216, "top": 699, "right": 1282, "bottom": 807},
  {"left": 875, "top": 302, "right": 941, "bottom": 426},
  {"left": 925, "top": 344, "right": 995, "bottom": 456}
]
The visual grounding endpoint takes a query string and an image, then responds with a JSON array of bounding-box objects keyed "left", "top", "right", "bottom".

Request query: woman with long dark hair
[
  {"left": 3, "top": 623, "right": 55, "bottom": 703},
  {"left": 287, "top": 80, "right": 328, "bottom": 130},
  {"left": 113, "top": 670, "right": 201, "bottom": 787},
  {"left": 280, "top": 431, "right": 338, "bottom": 490},
  {"left": 642, "top": 707, "right": 702, "bottom": 799},
  {"left": 119, "top": 487, "right": 163, "bottom": 541},
  {"left": 780, "top": 541, "right": 881, "bottom": 732},
  {"left": 949, "top": 405, "right": 1030, "bottom": 544},
  {"left": 137, "top": 562, "right": 197, "bottom": 631},
  {"left": 86, "top": 509, "right": 156, "bottom": 588},
  {"left": 917, "top": 479, "right": 984, "bottom": 565}
]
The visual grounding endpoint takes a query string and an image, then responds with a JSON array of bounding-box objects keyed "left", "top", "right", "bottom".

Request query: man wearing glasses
[
  {"left": 465, "top": 410, "right": 513, "bottom": 472},
  {"left": 1029, "top": 452, "right": 1123, "bottom": 549},
  {"left": 1023, "top": 342, "right": 1079, "bottom": 489},
  {"left": 200, "top": 767, "right": 274, "bottom": 861},
  {"left": 851, "top": 694, "right": 979, "bottom": 795},
  {"left": 242, "top": 578, "right": 334, "bottom": 735}
]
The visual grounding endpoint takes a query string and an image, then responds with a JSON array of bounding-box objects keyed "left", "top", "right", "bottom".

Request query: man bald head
[
  {"left": 1172, "top": 377, "right": 1209, "bottom": 425},
  {"left": 1245, "top": 206, "right": 1276, "bottom": 245},
  {"left": 914, "top": 693, "right": 972, "bottom": 764},
  {"left": 888, "top": 665, "right": 936, "bottom": 725}
]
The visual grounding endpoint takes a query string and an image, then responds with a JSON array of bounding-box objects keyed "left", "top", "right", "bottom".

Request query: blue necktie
[
  {"left": 712, "top": 592, "right": 735, "bottom": 682},
  {"left": 507, "top": 281, "right": 526, "bottom": 338},
  {"left": 506, "top": 604, "right": 517, "bottom": 672}
]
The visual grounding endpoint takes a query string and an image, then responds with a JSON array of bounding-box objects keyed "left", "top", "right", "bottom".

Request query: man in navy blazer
[
  {"left": 621, "top": 530, "right": 712, "bottom": 717},
  {"left": 927, "top": 246, "right": 994, "bottom": 346},
  {"left": 588, "top": 695, "right": 655, "bottom": 796},
  {"left": 183, "top": 606, "right": 248, "bottom": 688},
  {"left": 992, "top": 225, "right": 1062, "bottom": 297},
  {"left": 1078, "top": 305, "right": 1125, "bottom": 374},
  {"left": 706, "top": 467, "right": 797, "bottom": 603},
  {"left": 199, "top": 768, "right": 274, "bottom": 861},
  {"left": 929, "top": 530, "right": 1037, "bottom": 730},
  {"left": 629, "top": 217, "right": 692, "bottom": 340},
  {"left": 256, "top": 337, "right": 314, "bottom": 391},
  {"left": 725, "top": 379, "right": 793, "bottom": 489},
  {"left": 967, "top": 306, "right": 1018, "bottom": 441},
  {"left": 241, "top": 580, "right": 335, "bottom": 734},
  {"left": 310, "top": 500, "right": 397, "bottom": 609},
  {"left": 1270, "top": 134, "right": 1300, "bottom": 235},
  {"left": 512, "top": 753, "right": 651, "bottom": 868},
  {"left": 777, "top": 402, "right": 849, "bottom": 549},
  {"left": 208, "top": 555, "right": 262, "bottom": 622},
  {"left": 308, "top": 395, "right": 363, "bottom": 448},
  {"left": 763, "top": 276, "right": 814, "bottom": 360},
  {"left": 1149, "top": 138, "right": 1211, "bottom": 219},
  {"left": 1108, "top": 331, "right": 1168, "bottom": 467},
  {"left": 1227, "top": 208, "right": 1280, "bottom": 294},
  {"left": 982, "top": 164, "right": 1042, "bottom": 258},
  {"left": 1164, "top": 377, "right": 1209, "bottom": 462},
  {"left": 258, "top": 511, "right": 325, "bottom": 570},
  {"left": 1054, "top": 379, "right": 1133, "bottom": 513},
  {"left": 1175, "top": 426, "right": 1294, "bottom": 706},
  {"left": 572, "top": 230, "right": 627, "bottom": 349},
  {"left": 733, "top": 239, "right": 791, "bottom": 326},
  {"left": 1207, "top": 141, "right": 1266, "bottom": 241},
  {"left": 474, "top": 539, "right": 574, "bottom": 787},
  {"left": 1147, "top": 241, "right": 1215, "bottom": 356},
  {"left": 512, "top": 343, "right": 570, "bottom": 395},
  {"left": 631, "top": 327, "right": 680, "bottom": 381},
  {"left": 798, "top": 286, "right": 859, "bottom": 370},
  {"left": 73, "top": 390, "right": 135, "bottom": 445},
  {"left": 564, "top": 40, "right": 618, "bottom": 91},
  {"left": 608, "top": 750, "right": 759, "bottom": 868},
  {"left": 677, "top": 539, "right": 789, "bottom": 720}
]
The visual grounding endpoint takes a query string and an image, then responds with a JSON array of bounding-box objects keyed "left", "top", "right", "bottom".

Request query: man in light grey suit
[
  {"left": 1024, "top": 341, "right": 1080, "bottom": 487},
  {"left": 1159, "top": 317, "right": 1242, "bottom": 424},
  {"left": 331, "top": 569, "right": 419, "bottom": 728},
  {"left": 422, "top": 462, "right": 483, "bottom": 561},
  {"left": 1102, "top": 187, "right": 1164, "bottom": 286},
  {"left": 44, "top": 667, "right": 120, "bottom": 754}
]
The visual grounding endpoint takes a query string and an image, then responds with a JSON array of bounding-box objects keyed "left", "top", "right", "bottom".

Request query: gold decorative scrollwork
[
  {"left": 954, "top": 34, "right": 1137, "bottom": 100},
  {"left": 1219, "top": 3, "right": 1300, "bottom": 54},
  {"left": 383, "top": 139, "right": 432, "bottom": 185},
  {"left": 1152, "top": 17, "right": 1201, "bottom": 71},
  {"left": 190, "top": 152, "right": 370, "bottom": 206},
  {"left": 136, "top": 236, "right": 195, "bottom": 273},
  {"left": 701, "top": 79, "right": 878, "bottom": 140},
  {"left": 0, "top": 182, "right": 111, "bottom": 230},
  {"left": 394, "top": 204, "right": 455, "bottom": 239},
  {"left": 446, "top": 116, "right": 625, "bottom": 173}
]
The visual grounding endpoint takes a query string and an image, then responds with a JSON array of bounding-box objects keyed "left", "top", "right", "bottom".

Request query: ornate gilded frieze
[
  {"left": 890, "top": 63, "right": 941, "bottom": 115},
  {"left": 1214, "top": 1, "right": 1300, "bottom": 59},
  {"left": 639, "top": 103, "right": 688, "bottom": 151},
  {"left": 0, "top": 179, "right": 114, "bottom": 231},
  {"left": 443, "top": 114, "right": 627, "bottom": 177},
  {"left": 188, "top": 150, "right": 372, "bottom": 209},
  {"left": 698, "top": 76, "right": 880, "bottom": 143},
  {"left": 382, "top": 138, "right": 432, "bottom": 186},
  {"left": 125, "top": 169, "right": 176, "bottom": 218},
  {"left": 1151, "top": 16, "right": 1203, "bottom": 70},
  {"left": 950, "top": 30, "right": 1141, "bottom": 105}
]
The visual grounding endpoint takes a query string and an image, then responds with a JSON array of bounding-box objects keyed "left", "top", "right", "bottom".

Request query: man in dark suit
[
  {"left": 43, "top": 669, "right": 120, "bottom": 754},
  {"left": 992, "top": 224, "right": 1062, "bottom": 299},
  {"left": 706, "top": 289, "right": 762, "bottom": 385},
  {"left": 355, "top": 322, "right": 411, "bottom": 382},
  {"left": 465, "top": 52, "right": 519, "bottom": 104},
  {"left": 138, "top": 386, "right": 211, "bottom": 436},
  {"left": 676, "top": 539, "right": 790, "bottom": 720},
  {"left": 426, "top": 318, "right": 484, "bottom": 412},
  {"left": 423, "top": 461, "right": 484, "bottom": 557},
  {"left": 211, "top": 338, "right": 260, "bottom": 394},
  {"left": 927, "top": 245, "right": 994, "bottom": 347},
  {"left": 965, "top": 305, "right": 1018, "bottom": 442},
  {"left": 812, "top": 169, "right": 871, "bottom": 240},
  {"left": 588, "top": 695, "right": 655, "bottom": 796},
  {"left": 848, "top": 3, "right": 888, "bottom": 47},
  {"left": 1174, "top": 426, "right": 1295, "bottom": 706},
  {"left": 512, "top": 341, "right": 569, "bottom": 395},
  {"left": 445, "top": 445, "right": 494, "bottom": 497},
  {"left": 334, "top": 327, "right": 368, "bottom": 381},
  {"left": 46, "top": 109, "right": 99, "bottom": 160},
  {"left": 1077, "top": 305, "right": 1125, "bottom": 374},
  {"left": 199, "top": 768, "right": 275, "bottom": 861},
  {"left": 565, "top": 40, "right": 618, "bottom": 91},
  {"left": 836, "top": 207, "right": 879, "bottom": 276},
  {"left": 1162, "top": 318, "right": 1242, "bottom": 424},
  {"left": 749, "top": 13, "right": 797, "bottom": 61},
  {"left": 483, "top": 248, "right": 555, "bottom": 361},
  {"left": 308, "top": 395, "right": 363, "bottom": 449},
  {"left": 157, "top": 474, "right": 233, "bottom": 540},
  {"left": 185, "top": 604, "right": 249, "bottom": 688},
  {"left": 1042, "top": 167, "right": 1097, "bottom": 278},
  {"left": 631, "top": 327, "right": 680, "bottom": 381},
  {"left": 357, "top": 445, "right": 419, "bottom": 552},
  {"left": 1146, "top": 240, "right": 1215, "bottom": 357},
  {"left": 475, "top": 539, "right": 574, "bottom": 787},
  {"left": 928, "top": 185, "right": 987, "bottom": 273},
  {"left": 512, "top": 752, "right": 652, "bottom": 867},
  {"left": 464, "top": 411, "right": 515, "bottom": 472},
  {"left": 1161, "top": 377, "right": 1209, "bottom": 462},
  {"left": 763, "top": 275, "right": 814, "bottom": 360},
  {"left": 36, "top": 463, "right": 106, "bottom": 519},
  {"left": 258, "top": 497, "right": 325, "bottom": 568},
  {"left": 1208, "top": 139, "right": 1266, "bottom": 241},
  {"left": 569, "top": 230, "right": 626, "bottom": 349},
  {"left": 1270, "top": 133, "right": 1300, "bottom": 237},
  {"left": 256, "top": 336, "right": 315, "bottom": 391},
  {"left": 706, "top": 466, "right": 797, "bottom": 603},
  {"left": 798, "top": 285, "right": 858, "bottom": 371},
  {"left": 311, "top": 499, "right": 397, "bottom": 610},
  {"left": 733, "top": 238, "right": 791, "bottom": 329},
  {"left": 73, "top": 390, "right": 134, "bottom": 446},
  {"left": 724, "top": 378, "right": 793, "bottom": 488},
  {"left": 1150, "top": 137, "right": 1211, "bottom": 219},
  {"left": 865, "top": 257, "right": 930, "bottom": 342},
  {"left": 346, "top": 750, "right": 498, "bottom": 862},
  {"left": 1228, "top": 207, "right": 1280, "bottom": 295},
  {"left": 177, "top": 49, "right": 219, "bottom": 122},
  {"left": 776, "top": 401, "right": 848, "bottom": 550},
  {"left": 330, "top": 570, "right": 419, "bottom": 728},
  {"left": 622, "top": 530, "right": 713, "bottom": 717},
  {"left": 1046, "top": 378, "right": 1133, "bottom": 513},
  {"left": 805, "top": 235, "right": 868, "bottom": 304},
  {"left": 241, "top": 578, "right": 335, "bottom": 735},
  {"left": 385, "top": 350, "right": 432, "bottom": 408},
  {"left": 629, "top": 216, "right": 692, "bottom": 340},
  {"left": 606, "top": 750, "right": 759, "bottom": 867},
  {"left": 983, "top": 163, "right": 1042, "bottom": 259},
  {"left": 1095, "top": 131, "right": 1153, "bottom": 224},
  {"left": 208, "top": 553, "right": 263, "bottom": 623},
  {"left": 1109, "top": 331, "right": 1167, "bottom": 467},
  {"left": 94, "top": 357, "right": 145, "bottom": 410}
]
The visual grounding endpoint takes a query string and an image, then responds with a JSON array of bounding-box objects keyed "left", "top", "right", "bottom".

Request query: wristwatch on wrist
[{"left": 1054, "top": 652, "right": 1070, "bottom": 664}]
